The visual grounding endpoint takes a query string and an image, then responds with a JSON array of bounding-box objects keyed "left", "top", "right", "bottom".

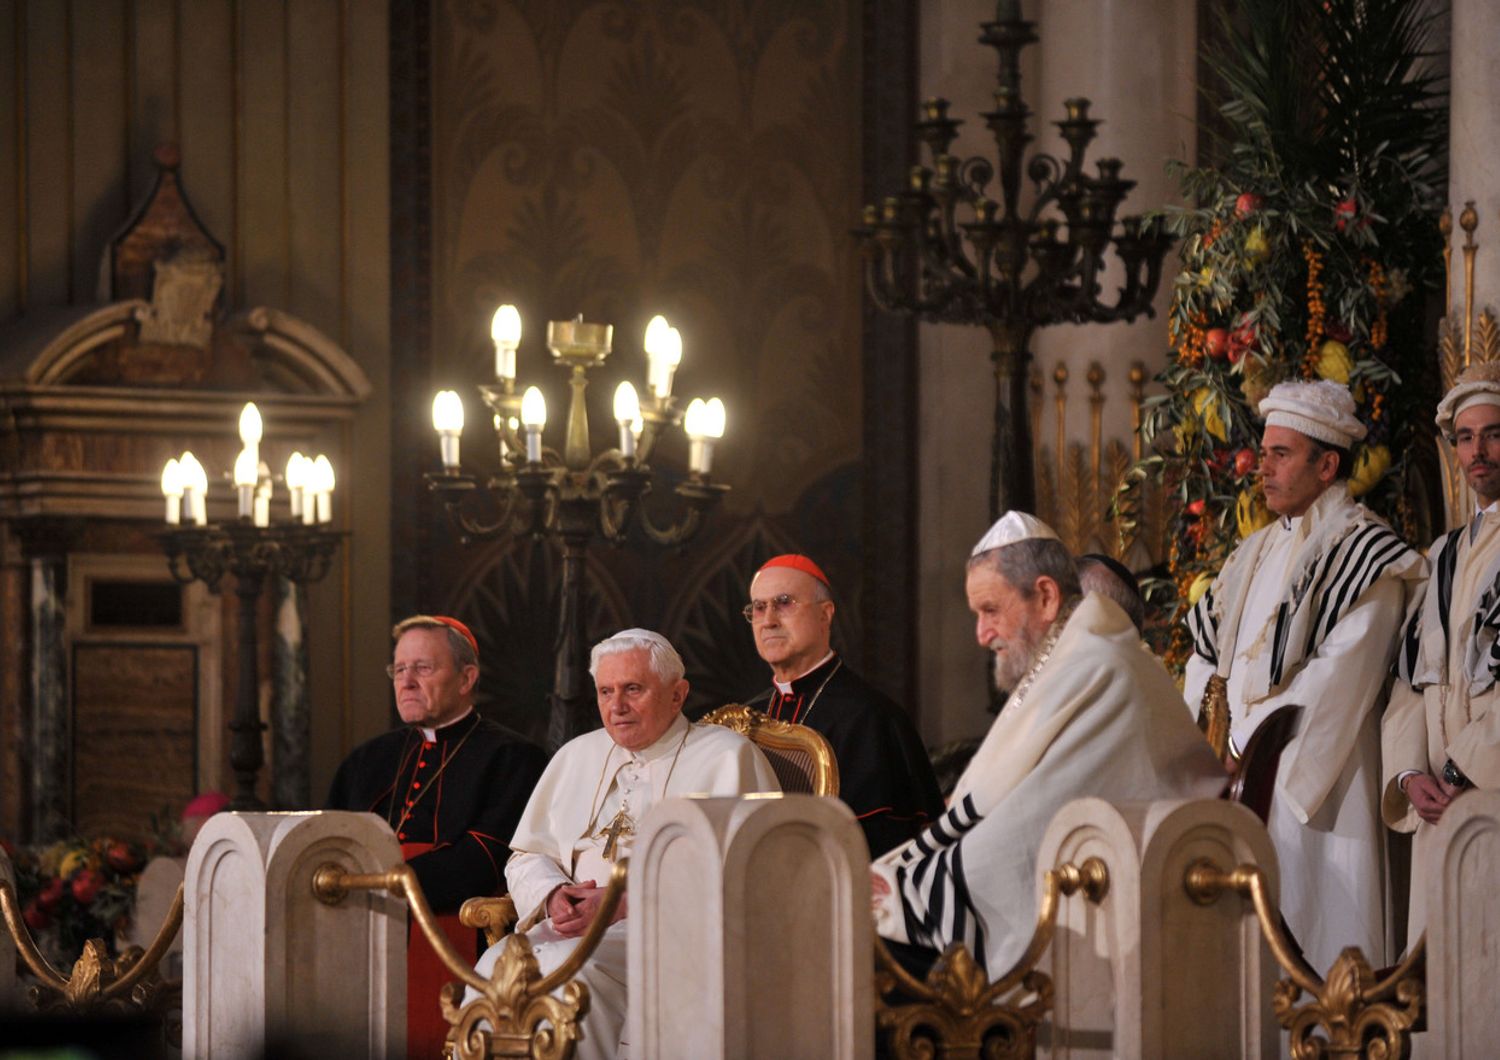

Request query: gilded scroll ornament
[
  {"left": 0, "top": 878, "right": 183, "bottom": 1026},
  {"left": 875, "top": 857, "right": 1109, "bottom": 1060},
  {"left": 1184, "top": 858, "right": 1424, "bottom": 1059},
  {"left": 314, "top": 859, "right": 626, "bottom": 1060}
]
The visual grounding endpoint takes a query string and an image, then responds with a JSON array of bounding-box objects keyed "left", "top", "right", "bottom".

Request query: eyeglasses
[
  {"left": 741, "top": 594, "right": 803, "bottom": 623},
  {"left": 385, "top": 661, "right": 442, "bottom": 681}
]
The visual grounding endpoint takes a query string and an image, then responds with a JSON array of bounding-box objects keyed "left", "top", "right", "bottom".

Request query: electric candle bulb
[
  {"left": 521, "top": 386, "right": 547, "bottom": 464},
  {"left": 313, "top": 454, "right": 335, "bottom": 525},
  {"left": 614, "top": 381, "right": 641, "bottom": 459},
  {"left": 239, "top": 402, "right": 263, "bottom": 470},
  {"left": 234, "top": 447, "right": 258, "bottom": 518},
  {"left": 491, "top": 304, "right": 522, "bottom": 381},
  {"left": 644, "top": 315, "right": 683, "bottom": 400},
  {"left": 161, "top": 458, "right": 183, "bottom": 525},
  {"left": 286, "top": 451, "right": 307, "bottom": 519},
  {"left": 432, "top": 390, "right": 465, "bottom": 470},
  {"left": 180, "top": 451, "right": 208, "bottom": 525}
]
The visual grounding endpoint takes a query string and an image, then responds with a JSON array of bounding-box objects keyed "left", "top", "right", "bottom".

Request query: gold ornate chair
[{"left": 699, "top": 703, "right": 840, "bottom": 796}]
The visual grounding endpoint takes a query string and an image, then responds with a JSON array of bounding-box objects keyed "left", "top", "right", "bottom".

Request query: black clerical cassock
[
  {"left": 749, "top": 654, "right": 943, "bottom": 857},
  {"left": 327, "top": 709, "right": 545, "bottom": 1058}
]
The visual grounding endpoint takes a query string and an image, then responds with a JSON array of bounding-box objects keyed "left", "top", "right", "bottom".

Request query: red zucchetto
[{"left": 756, "top": 553, "right": 831, "bottom": 588}]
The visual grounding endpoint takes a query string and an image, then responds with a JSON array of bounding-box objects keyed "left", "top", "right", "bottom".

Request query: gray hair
[
  {"left": 967, "top": 538, "right": 1082, "bottom": 598},
  {"left": 392, "top": 615, "right": 478, "bottom": 670},
  {"left": 589, "top": 628, "right": 686, "bottom": 684}
]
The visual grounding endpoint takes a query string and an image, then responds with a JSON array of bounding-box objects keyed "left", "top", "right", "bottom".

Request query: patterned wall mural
[{"left": 405, "top": 0, "right": 892, "bottom": 742}]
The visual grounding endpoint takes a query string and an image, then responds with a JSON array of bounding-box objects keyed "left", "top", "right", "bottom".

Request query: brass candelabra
[
  {"left": 856, "top": 1, "right": 1172, "bottom": 518},
  {"left": 427, "top": 313, "right": 728, "bottom": 750}
]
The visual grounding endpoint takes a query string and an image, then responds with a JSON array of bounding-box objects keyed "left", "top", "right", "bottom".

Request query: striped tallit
[{"left": 1188, "top": 487, "right": 1421, "bottom": 708}]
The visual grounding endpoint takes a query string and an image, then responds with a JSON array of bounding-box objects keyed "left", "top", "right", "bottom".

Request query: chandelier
[
  {"left": 158, "top": 403, "right": 344, "bottom": 810},
  {"left": 856, "top": 1, "right": 1172, "bottom": 518},
  {"left": 427, "top": 308, "right": 729, "bottom": 749}
]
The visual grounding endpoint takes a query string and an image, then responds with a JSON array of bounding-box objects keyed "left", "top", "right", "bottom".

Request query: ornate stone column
[
  {"left": 23, "top": 524, "right": 72, "bottom": 842},
  {"left": 272, "top": 576, "right": 312, "bottom": 809}
]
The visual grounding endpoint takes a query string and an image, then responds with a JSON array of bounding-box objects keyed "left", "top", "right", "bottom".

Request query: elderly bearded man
[
  {"left": 1183, "top": 380, "right": 1423, "bottom": 974},
  {"left": 744, "top": 554, "right": 942, "bottom": 855},
  {"left": 469, "top": 628, "right": 779, "bottom": 1060},
  {"left": 871, "top": 513, "right": 1224, "bottom": 975},
  {"left": 327, "top": 614, "right": 547, "bottom": 1059},
  {"left": 1386, "top": 361, "right": 1500, "bottom": 938}
]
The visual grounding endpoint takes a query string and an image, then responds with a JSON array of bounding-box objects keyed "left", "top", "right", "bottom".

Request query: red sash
[{"left": 401, "top": 841, "right": 479, "bottom": 1059}]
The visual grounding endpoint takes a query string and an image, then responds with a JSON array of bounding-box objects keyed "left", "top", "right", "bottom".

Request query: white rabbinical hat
[
  {"left": 1435, "top": 361, "right": 1500, "bottom": 438},
  {"left": 1258, "top": 379, "right": 1366, "bottom": 448},
  {"left": 971, "top": 511, "right": 1061, "bottom": 557}
]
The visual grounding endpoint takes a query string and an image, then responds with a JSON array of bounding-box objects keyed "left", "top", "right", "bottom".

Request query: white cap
[
  {"left": 1258, "top": 380, "right": 1366, "bottom": 448},
  {"left": 1436, "top": 361, "right": 1500, "bottom": 437},
  {"left": 971, "top": 511, "right": 1061, "bottom": 557}
]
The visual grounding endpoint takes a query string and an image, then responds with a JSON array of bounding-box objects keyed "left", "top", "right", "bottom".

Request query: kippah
[
  {"left": 1258, "top": 379, "right": 1366, "bottom": 448},
  {"left": 1436, "top": 361, "right": 1500, "bottom": 436},
  {"left": 432, "top": 615, "right": 478, "bottom": 655},
  {"left": 756, "top": 553, "right": 831, "bottom": 587},
  {"left": 971, "top": 511, "right": 1061, "bottom": 557}
]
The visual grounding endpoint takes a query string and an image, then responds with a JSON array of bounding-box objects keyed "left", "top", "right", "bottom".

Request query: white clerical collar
[
  {"left": 630, "top": 712, "right": 691, "bottom": 764},
  {"left": 420, "top": 706, "right": 474, "bottom": 743},
  {"left": 772, "top": 649, "right": 837, "bottom": 695}
]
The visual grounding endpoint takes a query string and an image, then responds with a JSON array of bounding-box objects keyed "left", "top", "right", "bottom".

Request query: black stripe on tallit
[
  {"left": 1308, "top": 526, "right": 1407, "bottom": 651},
  {"left": 1438, "top": 528, "right": 1463, "bottom": 642},
  {"left": 1187, "top": 588, "right": 1220, "bottom": 665}
]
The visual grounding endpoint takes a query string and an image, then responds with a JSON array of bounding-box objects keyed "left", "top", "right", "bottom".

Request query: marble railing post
[
  {"left": 183, "top": 811, "right": 405, "bottom": 1057},
  {"left": 1036, "top": 797, "right": 1280, "bottom": 1059},
  {"left": 628, "top": 794, "right": 872, "bottom": 1060},
  {"left": 1424, "top": 790, "right": 1500, "bottom": 1057}
]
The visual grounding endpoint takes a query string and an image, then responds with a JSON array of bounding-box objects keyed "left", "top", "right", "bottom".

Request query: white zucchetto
[
  {"left": 971, "top": 511, "right": 1061, "bottom": 557},
  {"left": 1258, "top": 379, "right": 1367, "bottom": 448}
]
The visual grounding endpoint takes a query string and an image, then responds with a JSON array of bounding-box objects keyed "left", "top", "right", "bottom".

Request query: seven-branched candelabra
[
  {"left": 427, "top": 314, "right": 728, "bottom": 750},
  {"left": 856, "top": 2, "right": 1172, "bottom": 518}
]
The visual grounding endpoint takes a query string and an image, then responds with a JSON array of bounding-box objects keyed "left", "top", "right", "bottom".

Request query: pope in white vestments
[
  {"left": 468, "top": 628, "right": 779, "bottom": 1060},
  {"left": 1385, "top": 363, "right": 1500, "bottom": 939},
  {"left": 1184, "top": 380, "right": 1424, "bottom": 975},
  {"left": 872, "top": 513, "right": 1226, "bottom": 976}
]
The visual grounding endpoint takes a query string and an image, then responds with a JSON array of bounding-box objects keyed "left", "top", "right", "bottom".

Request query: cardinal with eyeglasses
[
  {"left": 467, "top": 628, "right": 779, "bottom": 1060},
  {"left": 326, "top": 613, "right": 546, "bottom": 1060},
  {"left": 743, "top": 554, "right": 943, "bottom": 855}
]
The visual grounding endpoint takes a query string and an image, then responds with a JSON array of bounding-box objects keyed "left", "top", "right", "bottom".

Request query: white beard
[{"left": 989, "top": 621, "right": 1044, "bottom": 693}]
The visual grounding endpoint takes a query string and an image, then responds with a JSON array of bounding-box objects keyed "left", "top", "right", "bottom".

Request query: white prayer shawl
[
  {"left": 1385, "top": 511, "right": 1500, "bottom": 834},
  {"left": 1187, "top": 486, "right": 1423, "bottom": 719},
  {"left": 1183, "top": 486, "right": 1422, "bottom": 974},
  {"left": 871, "top": 594, "right": 1225, "bottom": 976}
]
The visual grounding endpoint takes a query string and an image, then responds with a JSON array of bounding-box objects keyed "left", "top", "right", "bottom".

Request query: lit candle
[
  {"left": 286, "top": 451, "right": 307, "bottom": 519},
  {"left": 233, "top": 447, "right": 258, "bottom": 519},
  {"left": 521, "top": 386, "right": 547, "bottom": 464},
  {"left": 253, "top": 464, "right": 271, "bottom": 529},
  {"left": 313, "top": 454, "right": 334, "bottom": 524},
  {"left": 180, "top": 451, "right": 208, "bottom": 526},
  {"left": 644, "top": 315, "right": 682, "bottom": 400},
  {"left": 491, "top": 304, "right": 522, "bottom": 382},
  {"left": 684, "top": 397, "right": 726, "bottom": 475},
  {"left": 432, "top": 390, "right": 465, "bottom": 470},
  {"left": 161, "top": 458, "right": 183, "bottom": 525},
  {"left": 239, "top": 402, "right": 263, "bottom": 470},
  {"left": 613, "top": 381, "right": 641, "bottom": 460}
]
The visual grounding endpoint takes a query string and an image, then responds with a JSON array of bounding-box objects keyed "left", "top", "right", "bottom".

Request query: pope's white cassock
[
  {"left": 1186, "top": 484, "right": 1423, "bottom": 972},
  {"left": 872, "top": 593, "right": 1226, "bottom": 975},
  {"left": 468, "top": 713, "right": 779, "bottom": 1060}
]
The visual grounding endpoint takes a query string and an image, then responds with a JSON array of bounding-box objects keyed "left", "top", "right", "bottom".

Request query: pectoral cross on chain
[{"left": 599, "top": 807, "right": 635, "bottom": 862}]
